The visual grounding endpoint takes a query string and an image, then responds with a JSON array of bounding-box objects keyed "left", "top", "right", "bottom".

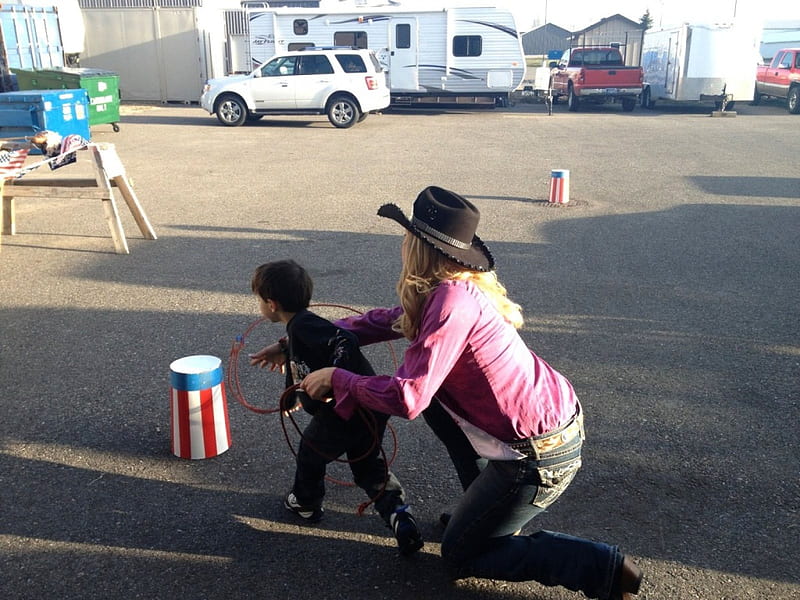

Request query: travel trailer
[
  {"left": 245, "top": 6, "right": 525, "bottom": 106},
  {"left": 640, "top": 23, "right": 762, "bottom": 109}
]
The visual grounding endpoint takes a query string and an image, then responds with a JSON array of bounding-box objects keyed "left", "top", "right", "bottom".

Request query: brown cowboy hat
[{"left": 378, "top": 186, "right": 494, "bottom": 272}]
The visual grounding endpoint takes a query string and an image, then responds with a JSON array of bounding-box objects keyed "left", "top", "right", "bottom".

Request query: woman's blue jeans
[{"left": 423, "top": 399, "right": 622, "bottom": 600}]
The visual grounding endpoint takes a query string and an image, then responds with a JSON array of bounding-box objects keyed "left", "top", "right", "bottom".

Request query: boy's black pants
[{"left": 292, "top": 405, "right": 405, "bottom": 524}]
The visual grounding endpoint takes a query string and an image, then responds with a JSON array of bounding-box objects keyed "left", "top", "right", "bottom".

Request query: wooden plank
[
  {"left": 2, "top": 194, "right": 14, "bottom": 235},
  {"left": 3, "top": 186, "right": 108, "bottom": 199},
  {"left": 5, "top": 178, "right": 103, "bottom": 188},
  {"left": 89, "top": 145, "right": 129, "bottom": 254},
  {"left": 112, "top": 174, "right": 157, "bottom": 240},
  {"left": 0, "top": 181, "right": 6, "bottom": 249}
]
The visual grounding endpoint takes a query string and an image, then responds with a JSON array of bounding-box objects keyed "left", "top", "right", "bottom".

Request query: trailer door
[
  {"left": 666, "top": 32, "right": 680, "bottom": 95},
  {"left": 389, "top": 18, "right": 418, "bottom": 91}
]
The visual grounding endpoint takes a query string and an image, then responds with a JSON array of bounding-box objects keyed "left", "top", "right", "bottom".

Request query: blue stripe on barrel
[{"left": 170, "top": 355, "right": 223, "bottom": 391}]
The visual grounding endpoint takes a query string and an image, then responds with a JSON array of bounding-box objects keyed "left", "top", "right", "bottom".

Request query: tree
[{"left": 640, "top": 9, "right": 653, "bottom": 30}]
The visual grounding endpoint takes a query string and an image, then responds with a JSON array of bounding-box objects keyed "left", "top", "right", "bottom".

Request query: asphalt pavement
[{"left": 1, "top": 98, "right": 798, "bottom": 600}]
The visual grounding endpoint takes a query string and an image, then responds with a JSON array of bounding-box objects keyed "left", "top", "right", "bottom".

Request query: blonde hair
[{"left": 395, "top": 234, "right": 523, "bottom": 339}]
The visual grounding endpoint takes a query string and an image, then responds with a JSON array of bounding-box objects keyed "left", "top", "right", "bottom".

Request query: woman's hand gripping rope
[{"left": 299, "top": 367, "right": 336, "bottom": 401}]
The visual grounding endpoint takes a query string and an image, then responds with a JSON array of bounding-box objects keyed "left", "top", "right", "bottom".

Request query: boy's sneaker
[
  {"left": 389, "top": 506, "right": 424, "bottom": 556},
  {"left": 284, "top": 492, "right": 324, "bottom": 523}
]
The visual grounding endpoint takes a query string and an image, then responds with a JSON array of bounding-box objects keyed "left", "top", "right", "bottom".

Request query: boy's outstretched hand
[
  {"left": 301, "top": 367, "right": 336, "bottom": 401},
  {"left": 249, "top": 342, "right": 286, "bottom": 373}
]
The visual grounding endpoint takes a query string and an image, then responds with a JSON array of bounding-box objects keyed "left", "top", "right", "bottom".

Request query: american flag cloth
[
  {"left": 49, "top": 134, "right": 90, "bottom": 171},
  {"left": 0, "top": 148, "right": 30, "bottom": 180}
]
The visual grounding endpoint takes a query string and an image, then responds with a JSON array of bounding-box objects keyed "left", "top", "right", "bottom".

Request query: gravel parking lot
[{"left": 1, "top": 98, "right": 798, "bottom": 600}]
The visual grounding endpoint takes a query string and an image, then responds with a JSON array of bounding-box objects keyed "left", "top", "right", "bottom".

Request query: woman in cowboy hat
[{"left": 301, "top": 186, "right": 643, "bottom": 600}]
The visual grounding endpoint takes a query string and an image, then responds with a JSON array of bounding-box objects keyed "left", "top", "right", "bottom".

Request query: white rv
[
  {"left": 640, "top": 23, "right": 762, "bottom": 109},
  {"left": 245, "top": 6, "right": 525, "bottom": 106}
]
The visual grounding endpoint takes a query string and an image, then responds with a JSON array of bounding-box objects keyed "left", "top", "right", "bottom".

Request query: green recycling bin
[{"left": 11, "top": 67, "right": 121, "bottom": 131}]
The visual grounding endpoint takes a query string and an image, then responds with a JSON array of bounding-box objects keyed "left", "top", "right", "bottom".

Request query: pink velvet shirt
[{"left": 331, "top": 279, "right": 578, "bottom": 441}]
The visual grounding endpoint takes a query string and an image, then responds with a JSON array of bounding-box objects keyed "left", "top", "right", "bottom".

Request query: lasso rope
[{"left": 227, "top": 304, "right": 400, "bottom": 514}]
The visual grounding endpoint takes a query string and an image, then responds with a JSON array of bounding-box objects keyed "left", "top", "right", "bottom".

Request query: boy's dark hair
[{"left": 251, "top": 260, "right": 313, "bottom": 312}]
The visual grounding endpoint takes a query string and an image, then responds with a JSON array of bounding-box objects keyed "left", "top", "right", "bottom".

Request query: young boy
[{"left": 248, "top": 259, "right": 423, "bottom": 556}]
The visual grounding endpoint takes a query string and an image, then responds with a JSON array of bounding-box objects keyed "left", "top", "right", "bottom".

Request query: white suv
[{"left": 200, "top": 47, "right": 389, "bottom": 128}]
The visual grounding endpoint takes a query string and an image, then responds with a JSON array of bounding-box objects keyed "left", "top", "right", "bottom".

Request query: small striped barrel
[
  {"left": 169, "top": 355, "right": 231, "bottom": 459},
  {"left": 549, "top": 169, "right": 570, "bottom": 204}
]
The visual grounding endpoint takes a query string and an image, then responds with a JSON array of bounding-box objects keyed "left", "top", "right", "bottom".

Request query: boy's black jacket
[{"left": 285, "top": 309, "right": 375, "bottom": 414}]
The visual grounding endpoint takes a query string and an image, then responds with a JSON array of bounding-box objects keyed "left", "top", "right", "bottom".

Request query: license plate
[{"left": 605, "top": 88, "right": 619, "bottom": 94}]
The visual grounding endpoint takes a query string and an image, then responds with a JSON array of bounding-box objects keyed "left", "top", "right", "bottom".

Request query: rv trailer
[
  {"left": 246, "top": 6, "right": 525, "bottom": 106},
  {"left": 640, "top": 23, "right": 762, "bottom": 109}
]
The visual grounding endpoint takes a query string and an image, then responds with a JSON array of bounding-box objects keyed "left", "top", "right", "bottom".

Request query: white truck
[
  {"left": 640, "top": 23, "right": 762, "bottom": 110},
  {"left": 245, "top": 6, "right": 525, "bottom": 107}
]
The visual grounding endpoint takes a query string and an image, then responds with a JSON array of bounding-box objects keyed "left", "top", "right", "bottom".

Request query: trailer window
[
  {"left": 288, "top": 43, "right": 314, "bottom": 51},
  {"left": 395, "top": 24, "right": 411, "bottom": 49},
  {"left": 453, "top": 35, "right": 482, "bottom": 57},
  {"left": 334, "top": 31, "right": 368, "bottom": 49},
  {"left": 293, "top": 19, "right": 308, "bottom": 35}
]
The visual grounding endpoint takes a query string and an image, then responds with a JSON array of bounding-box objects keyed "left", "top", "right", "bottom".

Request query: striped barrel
[
  {"left": 549, "top": 169, "right": 570, "bottom": 204},
  {"left": 169, "top": 355, "right": 231, "bottom": 459}
]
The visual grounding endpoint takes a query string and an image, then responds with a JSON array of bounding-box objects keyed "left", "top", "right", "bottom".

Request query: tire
[
  {"left": 216, "top": 94, "right": 247, "bottom": 127},
  {"left": 641, "top": 87, "right": 654, "bottom": 109},
  {"left": 752, "top": 85, "right": 762, "bottom": 105},
  {"left": 621, "top": 98, "right": 636, "bottom": 112},
  {"left": 788, "top": 86, "right": 800, "bottom": 114},
  {"left": 327, "top": 95, "right": 360, "bottom": 128},
  {"left": 567, "top": 85, "right": 579, "bottom": 112}
]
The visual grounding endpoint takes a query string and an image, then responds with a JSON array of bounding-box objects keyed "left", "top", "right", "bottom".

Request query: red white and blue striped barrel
[
  {"left": 169, "top": 355, "right": 231, "bottom": 459},
  {"left": 549, "top": 169, "right": 570, "bottom": 204}
]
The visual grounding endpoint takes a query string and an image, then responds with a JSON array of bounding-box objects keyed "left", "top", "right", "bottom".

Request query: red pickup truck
[
  {"left": 550, "top": 46, "right": 643, "bottom": 112},
  {"left": 753, "top": 48, "right": 800, "bottom": 114}
]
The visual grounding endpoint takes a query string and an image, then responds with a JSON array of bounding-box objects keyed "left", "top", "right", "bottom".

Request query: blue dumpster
[{"left": 0, "top": 88, "right": 91, "bottom": 146}]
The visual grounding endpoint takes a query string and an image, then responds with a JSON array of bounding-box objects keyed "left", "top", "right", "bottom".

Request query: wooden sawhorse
[{"left": 1, "top": 143, "right": 157, "bottom": 253}]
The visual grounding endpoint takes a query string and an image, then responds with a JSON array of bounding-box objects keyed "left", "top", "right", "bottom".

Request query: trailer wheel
[
  {"left": 567, "top": 85, "right": 580, "bottom": 112},
  {"left": 641, "top": 87, "right": 654, "bottom": 109},
  {"left": 788, "top": 86, "right": 800, "bottom": 114}
]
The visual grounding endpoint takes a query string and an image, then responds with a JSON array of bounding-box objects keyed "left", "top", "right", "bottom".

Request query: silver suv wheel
[
  {"left": 328, "top": 96, "right": 360, "bottom": 128},
  {"left": 217, "top": 95, "right": 247, "bottom": 127}
]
